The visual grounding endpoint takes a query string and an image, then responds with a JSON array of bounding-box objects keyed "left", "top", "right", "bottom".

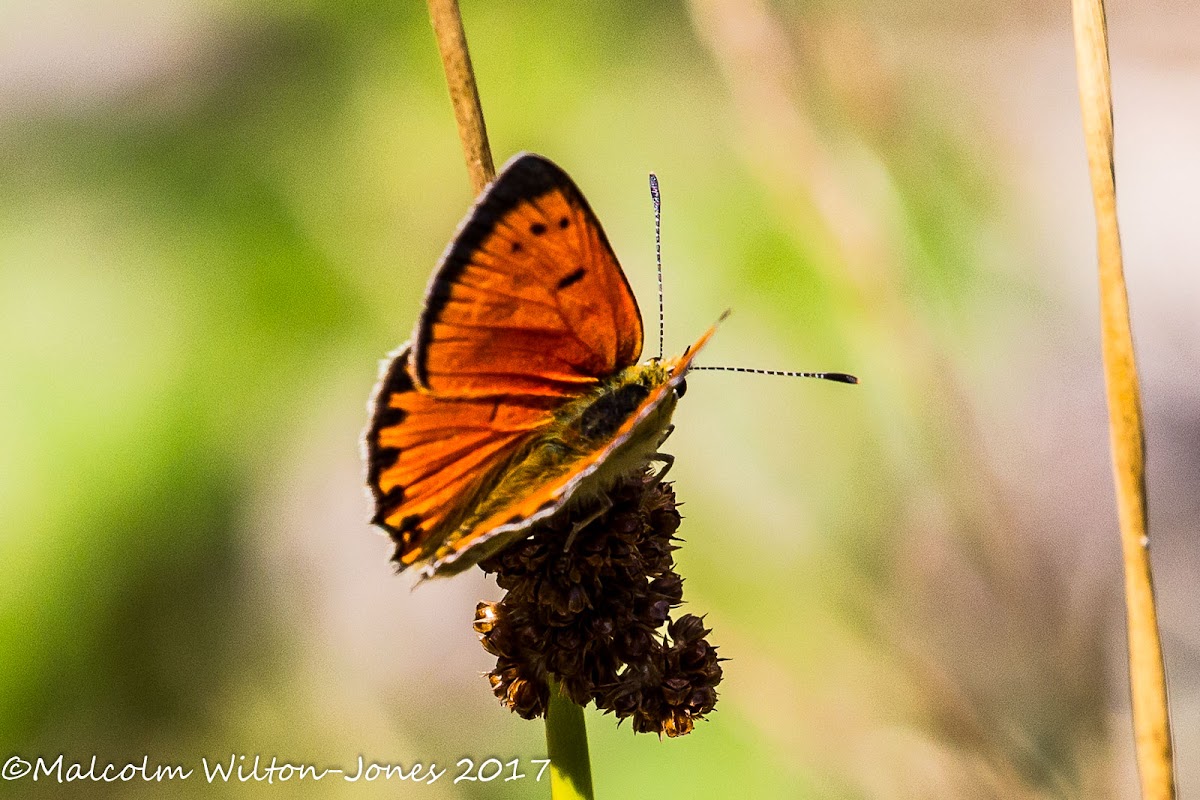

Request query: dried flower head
[{"left": 475, "top": 468, "right": 722, "bottom": 737}]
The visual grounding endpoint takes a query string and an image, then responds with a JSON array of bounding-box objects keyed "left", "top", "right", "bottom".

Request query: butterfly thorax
[{"left": 553, "top": 361, "right": 678, "bottom": 487}]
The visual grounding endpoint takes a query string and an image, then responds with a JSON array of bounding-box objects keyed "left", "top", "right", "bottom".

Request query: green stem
[{"left": 545, "top": 680, "right": 595, "bottom": 800}]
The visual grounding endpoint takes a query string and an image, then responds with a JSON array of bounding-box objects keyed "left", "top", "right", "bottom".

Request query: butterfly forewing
[{"left": 414, "top": 154, "right": 643, "bottom": 398}]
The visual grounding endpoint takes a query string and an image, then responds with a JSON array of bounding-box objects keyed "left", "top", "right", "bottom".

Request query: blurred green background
[{"left": 2, "top": 1, "right": 1197, "bottom": 797}]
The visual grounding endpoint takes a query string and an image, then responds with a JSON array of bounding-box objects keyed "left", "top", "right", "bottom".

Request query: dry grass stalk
[
  {"left": 423, "top": 5, "right": 595, "bottom": 798},
  {"left": 1070, "top": 1, "right": 1174, "bottom": 797},
  {"left": 426, "top": 0, "right": 495, "bottom": 192}
]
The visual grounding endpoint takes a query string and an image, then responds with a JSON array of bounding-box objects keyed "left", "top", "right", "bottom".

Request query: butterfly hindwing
[
  {"left": 365, "top": 347, "right": 556, "bottom": 567},
  {"left": 413, "top": 153, "right": 644, "bottom": 398}
]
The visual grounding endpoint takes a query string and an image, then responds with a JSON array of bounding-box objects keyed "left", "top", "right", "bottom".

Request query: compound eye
[{"left": 674, "top": 378, "right": 687, "bottom": 399}]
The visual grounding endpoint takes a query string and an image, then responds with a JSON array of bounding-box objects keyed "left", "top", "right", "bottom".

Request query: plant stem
[
  {"left": 545, "top": 680, "right": 595, "bottom": 800},
  {"left": 1070, "top": 2, "right": 1175, "bottom": 798},
  {"left": 424, "top": 4, "right": 596, "bottom": 796},
  {"left": 426, "top": 0, "right": 496, "bottom": 192}
]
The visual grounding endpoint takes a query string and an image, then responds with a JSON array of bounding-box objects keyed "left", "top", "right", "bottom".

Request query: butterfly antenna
[
  {"left": 690, "top": 365, "right": 859, "bottom": 384},
  {"left": 649, "top": 172, "right": 664, "bottom": 361}
]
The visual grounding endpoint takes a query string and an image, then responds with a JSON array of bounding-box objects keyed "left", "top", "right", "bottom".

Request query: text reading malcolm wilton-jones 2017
[{"left": 3, "top": 754, "right": 552, "bottom": 785}]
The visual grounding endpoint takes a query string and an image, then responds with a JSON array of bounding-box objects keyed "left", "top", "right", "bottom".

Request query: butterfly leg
[
  {"left": 645, "top": 452, "right": 675, "bottom": 488},
  {"left": 642, "top": 423, "right": 677, "bottom": 487},
  {"left": 563, "top": 493, "right": 614, "bottom": 552}
]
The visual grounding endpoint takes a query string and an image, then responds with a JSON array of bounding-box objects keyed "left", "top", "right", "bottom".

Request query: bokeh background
[{"left": 2, "top": 1, "right": 1197, "bottom": 797}]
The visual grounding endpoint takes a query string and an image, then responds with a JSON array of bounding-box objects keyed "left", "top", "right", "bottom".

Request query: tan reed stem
[
  {"left": 1070, "top": 1, "right": 1174, "bottom": 797},
  {"left": 424, "top": 5, "right": 595, "bottom": 798},
  {"left": 426, "top": 0, "right": 496, "bottom": 192}
]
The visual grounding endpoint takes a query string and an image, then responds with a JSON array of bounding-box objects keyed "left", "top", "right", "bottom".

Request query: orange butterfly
[{"left": 364, "top": 153, "right": 849, "bottom": 579}]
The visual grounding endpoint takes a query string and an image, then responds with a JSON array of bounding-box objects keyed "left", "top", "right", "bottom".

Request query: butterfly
[{"left": 364, "top": 153, "right": 853, "bottom": 579}]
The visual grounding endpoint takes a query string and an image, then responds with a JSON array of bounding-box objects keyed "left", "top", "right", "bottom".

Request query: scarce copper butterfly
[{"left": 364, "top": 153, "right": 853, "bottom": 579}]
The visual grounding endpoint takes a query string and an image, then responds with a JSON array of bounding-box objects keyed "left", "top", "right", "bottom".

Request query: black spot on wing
[
  {"left": 387, "top": 514, "right": 424, "bottom": 565},
  {"left": 556, "top": 267, "right": 587, "bottom": 290},
  {"left": 530, "top": 222, "right": 547, "bottom": 235},
  {"left": 371, "top": 485, "right": 406, "bottom": 527},
  {"left": 374, "top": 406, "right": 405, "bottom": 429},
  {"left": 368, "top": 447, "right": 401, "bottom": 493}
]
